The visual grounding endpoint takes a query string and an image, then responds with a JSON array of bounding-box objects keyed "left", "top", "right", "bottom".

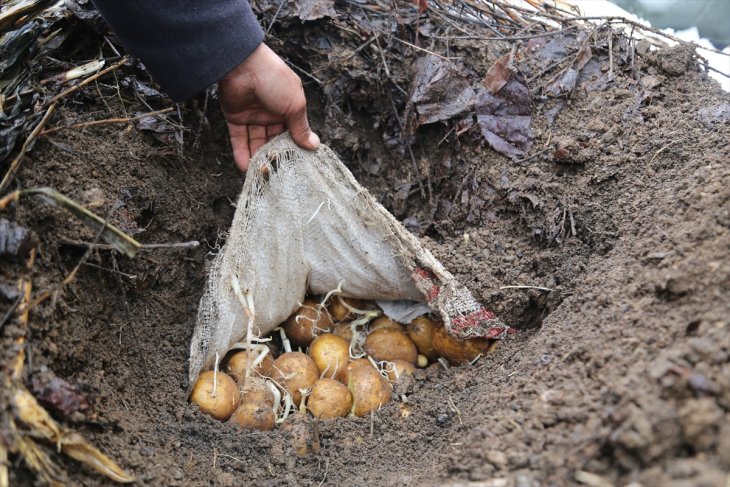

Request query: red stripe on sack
[{"left": 412, "top": 268, "right": 440, "bottom": 301}]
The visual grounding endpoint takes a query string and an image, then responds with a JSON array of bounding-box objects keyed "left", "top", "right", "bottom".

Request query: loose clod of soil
[{"left": 1, "top": 2, "right": 729, "bottom": 486}]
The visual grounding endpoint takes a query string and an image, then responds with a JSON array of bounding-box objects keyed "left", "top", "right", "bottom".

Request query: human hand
[{"left": 219, "top": 43, "right": 320, "bottom": 171}]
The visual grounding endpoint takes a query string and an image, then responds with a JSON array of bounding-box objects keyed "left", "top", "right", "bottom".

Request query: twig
[
  {"left": 430, "top": 26, "right": 577, "bottom": 42},
  {"left": 81, "top": 262, "right": 137, "bottom": 279},
  {"left": 0, "top": 295, "right": 21, "bottom": 332},
  {"left": 373, "top": 34, "right": 391, "bottom": 77},
  {"left": 282, "top": 59, "right": 324, "bottom": 85},
  {"left": 59, "top": 239, "right": 200, "bottom": 250},
  {"left": 29, "top": 224, "right": 108, "bottom": 309},
  {"left": 49, "top": 56, "right": 129, "bottom": 104},
  {"left": 500, "top": 285, "right": 554, "bottom": 292},
  {"left": 266, "top": 0, "right": 287, "bottom": 34},
  {"left": 317, "top": 459, "right": 329, "bottom": 487},
  {"left": 648, "top": 136, "right": 690, "bottom": 164},
  {"left": 0, "top": 103, "right": 57, "bottom": 194},
  {"left": 39, "top": 108, "right": 173, "bottom": 136},
  {"left": 391, "top": 37, "right": 453, "bottom": 62}
]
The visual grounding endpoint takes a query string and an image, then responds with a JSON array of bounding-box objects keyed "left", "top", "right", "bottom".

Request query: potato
[
  {"left": 417, "top": 354, "right": 429, "bottom": 368},
  {"left": 406, "top": 316, "right": 439, "bottom": 361},
  {"left": 232, "top": 401, "right": 276, "bottom": 431},
  {"left": 270, "top": 352, "right": 319, "bottom": 405},
  {"left": 432, "top": 326, "right": 494, "bottom": 365},
  {"left": 282, "top": 300, "right": 333, "bottom": 348},
  {"left": 333, "top": 322, "right": 354, "bottom": 343},
  {"left": 364, "top": 329, "right": 418, "bottom": 364},
  {"left": 369, "top": 316, "right": 404, "bottom": 333},
  {"left": 309, "top": 334, "right": 350, "bottom": 381},
  {"left": 340, "top": 358, "right": 373, "bottom": 385},
  {"left": 385, "top": 359, "right": 416, "bottom": 382},
  {"left": 279, "top": 414, "right": 311, "bottom": 457},
  {"left": 190, "top": 370, "right": 240, "bottom": 421},
  {"left": 239, "top": 377, "right": 276, "bottom": 407},
  {"left": 225, "top": 349, "right": 274, "bottom": 382},
  {"left": 328, "top": 296, "right": 372, "bottom": 321},
  {"left": 307, "top": 378, "right": 353, "bottom": 419},
  {"left": 348, "top": 365, "right": 392, "bottom": 417}
]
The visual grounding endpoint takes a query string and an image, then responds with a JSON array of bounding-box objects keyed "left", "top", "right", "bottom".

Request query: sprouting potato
[
  {"left": 369, "top": 316, "right": 404, "bottom": 333},
  {"left": 406, "top": 315, "right": 439, "bottom": 361},
  {"left": 307, "top": 378, "right": 353, "bottom": 419},
  {"left": 239, "top": 377, "right": 276, "bottom": 407},
  {"left": 364, "top": 328, "right": 418, "bottom": 364},
  {"left": 309, "top": 333, "right": 350, "bottom": 381},
  {"left": 282, "top": 299, "right": 334, "bottom": 348},
  {"left": 190, "top": 371, "right": 240, "bottom": 421},
  {"left": 432, "top": 325, "right": 494, "bottom": 365},
  {"left": 225, "top": 350, "right": 274, "bottom": 382},
  {"left": 270, "top": 352, "right": 319, "bottom": 405},
  {"left": 385, "top": 359, "right": 416, "bottom": 382},
  {"left": 340, "top": 358, "right": 373, "bottom": 385},
  {"left": 233, "top": 401, "right": 276, "bottom": 431},
  {"left": 348, "top": 365, "right": 392, "bottom": 417}
]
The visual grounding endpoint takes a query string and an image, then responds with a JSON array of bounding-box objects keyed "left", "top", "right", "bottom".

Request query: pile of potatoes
[{"left": 190, "top": 296, "right": 497, "bottom": 430}]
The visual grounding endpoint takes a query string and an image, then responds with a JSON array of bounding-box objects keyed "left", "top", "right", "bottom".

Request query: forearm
[{"left": 91, "top": 0, "right": 264, "bottom": 101}]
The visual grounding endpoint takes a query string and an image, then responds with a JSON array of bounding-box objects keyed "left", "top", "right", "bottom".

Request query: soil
[{"left": 2, "top": 9, "right": 729, "bottom": 487}]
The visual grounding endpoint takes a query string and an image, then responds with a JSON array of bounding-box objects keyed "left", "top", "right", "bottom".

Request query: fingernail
[{"left": 308, "top": 132, "right": 320, "bottom": 149}]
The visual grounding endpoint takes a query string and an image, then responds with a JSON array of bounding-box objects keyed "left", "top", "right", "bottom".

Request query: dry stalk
[{"left": 39, "top": 107, "right": 174, "bottom": 137}]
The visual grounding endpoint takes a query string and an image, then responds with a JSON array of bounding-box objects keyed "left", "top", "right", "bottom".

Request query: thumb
[{"left": 286, "top": 105, "right": 320, "bottom": 151}]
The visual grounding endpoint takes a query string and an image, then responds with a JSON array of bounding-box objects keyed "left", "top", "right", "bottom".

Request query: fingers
[
  {"left": 227, "top": 122, "right": 250, "bottom": 172},
  {"left": 248, "top": 125, "right": 267, "bottom": 158},
  {"left": 286, "top": 92, "right": 320, "bottom": 151},
  {"left": 267, "top": 123, "right": 285, "bottom": 140},
  {"left": 227, "top": 123, "right": 287, "bottom": 172}
]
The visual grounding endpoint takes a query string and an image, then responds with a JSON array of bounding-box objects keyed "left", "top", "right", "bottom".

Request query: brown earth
[{"left": 2, "top": 10, "right": 729, "bottom": 487}]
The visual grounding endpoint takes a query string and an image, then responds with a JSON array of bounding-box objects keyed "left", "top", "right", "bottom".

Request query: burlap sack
[{"left": 189, "top": 134, "right": 509, "bottom": 384}]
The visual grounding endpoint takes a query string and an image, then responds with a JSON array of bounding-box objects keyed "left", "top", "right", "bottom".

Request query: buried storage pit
[{"left": 1, "top": 1, "right": 729, "bottom": 486}]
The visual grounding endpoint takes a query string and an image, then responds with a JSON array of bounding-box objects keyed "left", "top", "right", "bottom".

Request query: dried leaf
[
  {"left": 410, "top": 55, "right": 476, "bottom": 127},
  {"left": 295, "top": 0, "right": 337, "bottom": 21},
  {"left": 484, "top": 53, "right": 511, "bottom": 94},
  {"left": 0, "top": 0, "right": 54, "bottom": 34},
  {"left": 11, "top": 386, "right": 135, "bottom": 483},
  {"left": 62, "top": 433, "right": 135, "bottom": 484},
  {"left": 475, "top": 72, "right": 533, "bottom": 158}
]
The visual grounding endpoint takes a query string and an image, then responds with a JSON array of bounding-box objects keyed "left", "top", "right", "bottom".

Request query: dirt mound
[{"left": 1, "top": 2, "right": 728, "bottom": 486}]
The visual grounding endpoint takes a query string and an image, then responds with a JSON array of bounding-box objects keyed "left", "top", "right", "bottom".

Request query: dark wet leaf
[
  {"left": 295, "top": 0, "right": 337, "bottom": 21},
  {"left": 544, "top": 67, "right": 579, "bottom": 96},
  {"left": 65, "top": 0, "right": 107, "bottom": 31},
  {"left": 410, "top": 55, "right": 476, "bottom": 127},
  {"left": 0, "top": 19, "right": 45, "bottom": 74},
  {"left": 135, "top": 113, "right": 173, "bottom": 134},
  {"left": 120, "top": 76, "right": 164, "bottom": 99},
  {"left": 0, "top": 217, "right": 37, "bottom": 260},
  {"left": 475, "top": 72, "right": 533, "bottom": 158},
  {"left": 30, "top": 370, "right": 91, "bottom": 420},
  {"left": 484, "top": 53, "right": 511, "bottom": 94},
  {"left": 0, "top": 116, "right": 26, "bottom": 163}
]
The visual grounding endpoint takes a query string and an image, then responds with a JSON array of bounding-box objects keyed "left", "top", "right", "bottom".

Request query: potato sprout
[{"left": 190, "top": 371, "right": 240, "bottom": 421}]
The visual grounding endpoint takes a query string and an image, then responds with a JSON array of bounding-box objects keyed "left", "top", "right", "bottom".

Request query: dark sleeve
[{"left": 91, "top": 0, "right": 264, "bottom": 101}]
